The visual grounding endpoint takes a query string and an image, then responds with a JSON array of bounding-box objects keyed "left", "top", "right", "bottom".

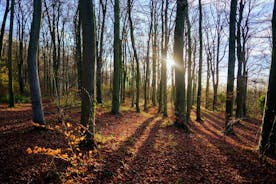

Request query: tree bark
[
  {"left": 96, "top": 0, "right": 107, "bottom": 104},
  {"left": 0, "top": 0, "right": 9, "bottom": 65},
  {"left": 111, "top": 0, "right": 121, "bottom": 114},
  {"left": 8, "top": 0, "right": 15, "bottom": 108},
  {"left": 259, "top": 0, "right": 276, "bottom": 156},
  {"left": 79, "top": 0, "right": 96, "bottom": 146},
  {"left": 184, "top": 0, "right": 192, "bottom": 120},
  {"left": 174, "top": 0, "right": 188, "bottom": 131},
  {"left": 27, "top": 0, "right": 44, "bottom": 124},
  {"left": 196, "top": 0, "right": 203, "bottom": 121},
  {"left": 128, "top": 0, "right": 140, "bottom": 113},
  {"left": 144, "top": 1, "right": 153, "bottom": 112},
  {"left": 225, "top": 0, "right": 237, "bottom": 134}
]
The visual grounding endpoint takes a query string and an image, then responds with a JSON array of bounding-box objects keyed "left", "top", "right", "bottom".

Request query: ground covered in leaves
[{"left": 0, "top": 101, "right": 276, "bottom": 183}]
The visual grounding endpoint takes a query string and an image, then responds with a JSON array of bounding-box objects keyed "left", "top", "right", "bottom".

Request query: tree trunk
[
  {"left": 8, "top": 0, "right": 15, "bottom": 108},
  {"left": 152, "top": 0, "right": 157, "bottom": 106},
  {"left": 74, "top": 7, "right": 82, "bottom": 90},
  {"left": 196, "top": 0, "right": 203, "bottom": 121},
  {"left": 184, "top": 0, "right": 192, "bottom": 120},
  {"left": 0, "top": 0, "right": 9, "bottom": 65},
  {"left": 27, "top": 0, "right": 44, "bottom": 124},
  {"left": 79, "top": 0, "right": 96, "bottom": 146},
  {"left": 258, "top": 0, "right": 276, "bottom": 156},
  {"left": 225, "top": 0, "right": 237, "bottom": 135},
  {"left": 128, "top": 0, "right": 140, "bottom": 113},
  {"left": 236, "top": 0, "right": 245, "bottom": 119},
  {"left": 97, "top": 0, "right": 107, "bottom": 104},
  {"left": 111, "top": 0, "right": 121, "bottom": 114},
  {"left": 144, "top": 2, "right": 153, "bottom": 112},
  {"left": 206, "top": 55, "right": 210, "bottom": 109},
  {"left": 174, "top": 0, "right": 188, "bottom": 131}
]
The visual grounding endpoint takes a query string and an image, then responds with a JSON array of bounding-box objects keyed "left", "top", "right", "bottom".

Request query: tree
[
  {"left": 27, "top": 0, "right": 44, "bottom": 124},
  {"left": 8, "top": 0, "right": 15, "bottom": 108},
  {"left": 225, "top": 0, "right": 238, "bottom": 135},
  {"left": 144, "top": 0, "right": 153, "bottom": 112},
  {"left": 74, "top": 5, "right": 82, "bottom": 90},
  {"left": 258, "top": 0, "right": 276, "bottom": 156},
  {"left": 151, "top": 0, "right": 158, "bottom": 107},
  {"left": 111, "top": 0, "right": 121, "bottom": 114},
  {"left": 96, "top": 0, "right": 107, "bottom": 104},
  {"left": 184, "top": 0, "right": 192, "bottom": 120},
  {"left": 0, "top": 0, "right": 9, "bottom": 65},
  {"left": 79, "top": 0, "right": 96, "bottom": 146},
  {"left": 196, "top": 0, "right": 203, "bottom": 122},
  {"left": 128, "top": 0, "right": 140, "bottom": 113},
  {"left": 174, "top": 0, "right": 188, "bottom": 131}
]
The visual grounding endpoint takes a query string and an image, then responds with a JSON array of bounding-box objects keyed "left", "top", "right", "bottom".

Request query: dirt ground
[{"left": 0, "top": 102, "right": 275, "bottom": 183}]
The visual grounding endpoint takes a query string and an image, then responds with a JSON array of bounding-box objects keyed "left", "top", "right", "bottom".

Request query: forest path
[
  {"left": 92, "top": 106, "right": 276, "bottom": 183},
  {"left": 0, "top": 103, "right": 276, "bottom": 183}
]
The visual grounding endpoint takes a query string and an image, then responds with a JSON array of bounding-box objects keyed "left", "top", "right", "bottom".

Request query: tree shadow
[
  {"left": 193, "top": 121, "right": 276, "bottom": 183},
  {"left": 93, "top": 115, "right": 159, "bottom": 182}
]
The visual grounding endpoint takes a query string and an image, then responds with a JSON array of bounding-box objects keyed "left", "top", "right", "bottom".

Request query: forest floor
[{"left": 0, "top": 101, "right": 276, "bottom": 183}]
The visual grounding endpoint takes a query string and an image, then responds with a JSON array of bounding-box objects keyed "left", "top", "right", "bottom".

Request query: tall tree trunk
[
  {"left": 27, "top": 0, "right": 44, "bottom": 124},
  {"left": 8, "top": 0, "right": 15, "bottom": 108},
  {"left": 112, "top": 0, "right": 121, "bottom": 114},
  {"left": 152, "top": 0, "right": 157, "bottom": 106},
  {"left": 258, "top": 0, "right": 276, "bottom": 156},
  {"left": 236, "top": 0, "right": 245, "bottom": 119},
  {"left": 74, "top": 7, "right": 82, "bottom": 90},
  {"left": 0, "top": 0, "right": 9, "bottom": 65},
  {"left": 225, "top": 0, "right": 238, "bottom": 134},
  {"left": 144, "top": 2, "right": 153, "bottom": 112},
  {"left": 79, "top": 0, "right": 96, "bottom": 146},
  {"left": 192, "top": 38, "right": 197, "bottom": 106},
  {"left": 174, "top": 0, "right": 188, "bottom": 131},
  {"left": 205, "top": 55, "right": 210, "bottom": 109},
  {"left": 184, "top": 0, "right": 192, "bottom": 120},
  {"left": 128, "top": 0, "right": 140, "bottom": 113},
  {"left": 97, "top": 0, "right": 107, "bottom": 104},
  {"left": 196, "top": 0, "right": 203, "bottom": 121}
]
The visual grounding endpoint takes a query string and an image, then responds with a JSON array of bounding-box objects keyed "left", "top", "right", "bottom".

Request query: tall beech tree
[
  {"left": 196, "top": 0, "right": 203, "bottom": 121},
  {"left": 28, "top": 0, "right": 44, "bottom": 124},
  {"left": 8, "top": 0, "right": 15, "bottom": 108},
  {"left": 184, "top": 0, "right": 192, "bottom": 120},
  {"left": 79, "top": 0, "right": 96, "bottom": 146},
  {"left": 152, "top": 0, "right": 158, "bottom": 106},
  {"left": 174, "top": 0, "right": 188, "bottom": 131},
  {"left": 111, "top": 0, "right": 121, "bottom": 114},
  {"left": 144, "top": 0, "right": 153, "bottom": 112},
  {"left": 225, "top": 0, "right": 237, "bottom": 135},
  {"left": 96, "top": 0, "right": 107, "bottom": 104},
  {"left": 0, "top": 0, "right": 9, "bottom": 65},
  {"left": 128, "top": 0, "right": 140, "bottom": 113},
  {"left": 259, "top": 0, "right": 276, "bottom": 156}
]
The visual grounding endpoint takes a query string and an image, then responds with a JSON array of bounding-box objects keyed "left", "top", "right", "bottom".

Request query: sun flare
[{"left": 167, "top": 57, "right": 175, "bottom": 69}]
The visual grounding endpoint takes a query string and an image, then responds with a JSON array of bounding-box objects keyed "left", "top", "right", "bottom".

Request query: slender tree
[
  {"left": 111, "top": 0, "right": 121, "bottom": 114},
  {"left": 96, "top": 0, "right": 107, "bottom": 103},
  {"left": 128, "top": 0, "right": 140, "bottom": 112},
  {"left": 196, "top": 0, "right": 203, "bottom": 121},
  {"left": 8, "top": 0, "right": 15, "bottom": 108},
  {"left": 174, "top": 0, "right": 188, "bottom": 131},
  {"left": 0, "top": 0, "right": 9, "bottom": 65},
  {"left": 258, "top": 0, "right": 276, "bottom": 156},
  {"left": 184, "top": 0, "right": 192, "bottom": 120},
  {"left": 27, "top": 0, "right": 44, "bottom": 124},
  {"left": 79, "top": 0, "right": 96, "bottom": 146},
  {"left": 144, "top": 0, "right": 153, "bottom": 112},
  {"left": 152, "top": 0, "right": 157, "bottom": 106},
  {"left": 225, "top": 0, "right": 238, "bottom": 134}
]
